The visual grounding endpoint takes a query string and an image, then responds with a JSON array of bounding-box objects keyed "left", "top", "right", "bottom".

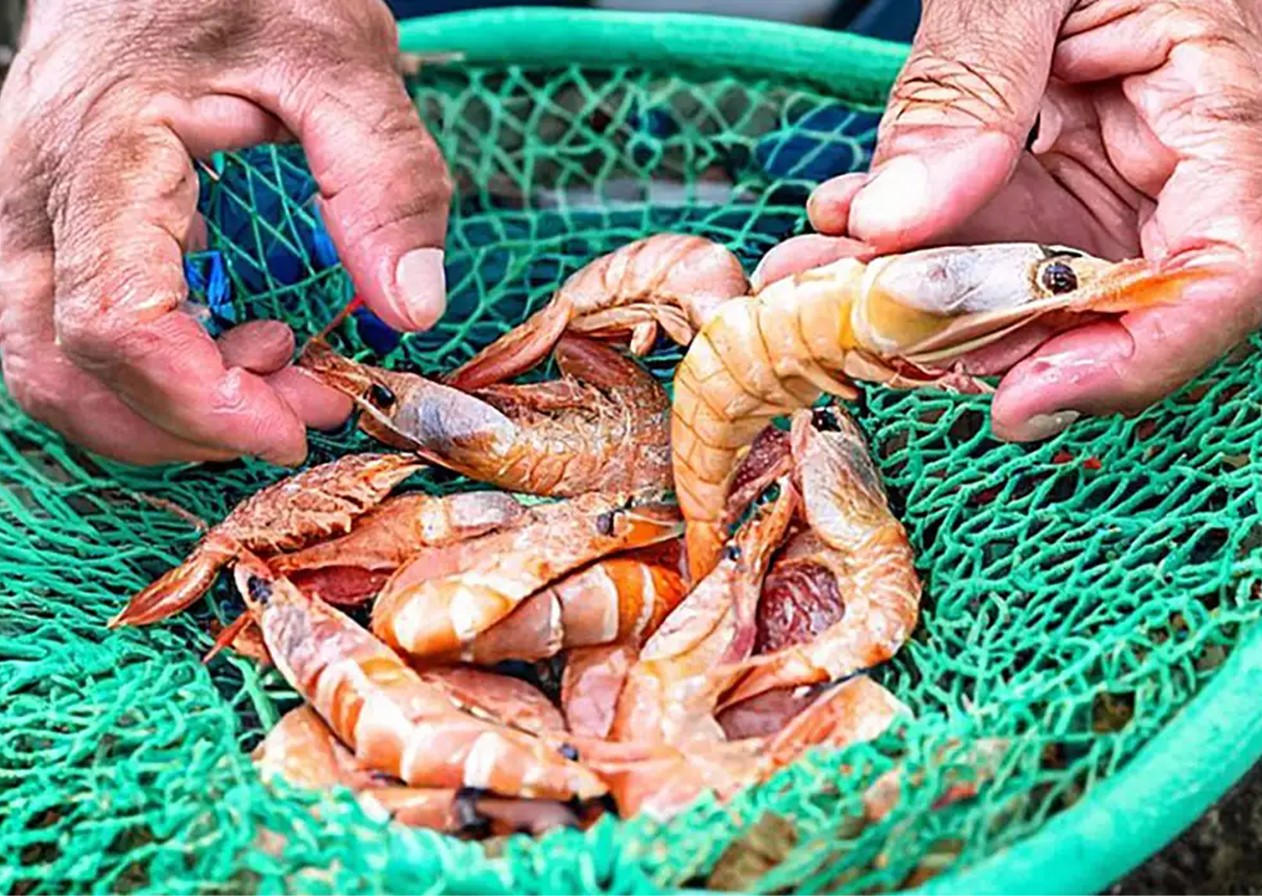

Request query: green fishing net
[{"left": 4, "top": 30, "right": 1262, "bottom": 896}]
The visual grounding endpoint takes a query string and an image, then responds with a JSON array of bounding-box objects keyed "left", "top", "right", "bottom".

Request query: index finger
[{"left": 51, "top": 121, "right": 309, "bottom": 465}]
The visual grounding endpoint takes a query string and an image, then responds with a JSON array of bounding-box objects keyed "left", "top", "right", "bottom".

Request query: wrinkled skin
[
  {"left": 760, "top": 0, "right": 1262, "bottom": 441},
  {"left": 0, "top": 0, "right": 452, "bottom": 465}
]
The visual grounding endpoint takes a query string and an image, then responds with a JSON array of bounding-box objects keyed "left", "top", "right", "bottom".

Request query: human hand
[
  {"left": 0, "top": 0, "right": 451, "bottom": 464},
  {"left": 757, "top": 0, "right": 1262, "bottom": 441}
]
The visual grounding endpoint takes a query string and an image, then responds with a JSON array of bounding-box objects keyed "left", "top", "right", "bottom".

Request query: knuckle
[{"left": 885, "top": 48, "right": 1026, "bottom": 133}]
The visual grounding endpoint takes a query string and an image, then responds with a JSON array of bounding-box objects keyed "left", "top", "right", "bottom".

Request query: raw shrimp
[
  {"left": 714, "top": 407, "right": 920, "bottom": 710},
  {"left": 578, "top": 675, "right": 909, "bottom": 820},
  {"left": 272, "top": 491, "right": 526, "bottom": 606},
  {"left": 608, "top": 484, "right": 797, "bottom": 746},
  {"left": 301, "top": 336, "right": 671, "bottom": 496},
  {"left": 673, "top": 243, "right": 1203, "bottom": 577},
  {"left": 411, "top": 665, "right": 567, "bottom": 737},
  {"left": 232, "top": 555, "right": 606, "bottom": 801},
  {"left": 254, "top": 706, "right": 582, "bottom": 836},
  {"left": 372, "top": 492, "right": 682, "bottom": 659},
  {"left": 560, "top": 644, "right": 639, "bottom": 739},
  {"left": 447, "top": 234, "right": 749, "bottom": 390},
  {"left": 461, "top": 540, "right": 688, "bottom": 664},
  {"left": 110, "top": 454, "right": 423, "bottom": 628}
]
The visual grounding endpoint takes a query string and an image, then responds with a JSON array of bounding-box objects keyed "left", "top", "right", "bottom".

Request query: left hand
[{"left": 757, "top": 0, "right": 1262, "bottom": 441}]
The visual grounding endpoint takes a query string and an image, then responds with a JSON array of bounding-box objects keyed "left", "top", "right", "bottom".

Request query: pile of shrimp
[{"left": 110, "top": 232, "right": 1180, "bottom": 839}]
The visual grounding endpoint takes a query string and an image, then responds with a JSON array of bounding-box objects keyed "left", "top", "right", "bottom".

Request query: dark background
[{"left": 0, "top": 1, "right": 1257, "bottom": 892}]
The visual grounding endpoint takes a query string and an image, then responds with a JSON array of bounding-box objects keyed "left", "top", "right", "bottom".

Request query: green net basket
[{"left": 5, "top": 8, "right": 1262, "bottom": 894}]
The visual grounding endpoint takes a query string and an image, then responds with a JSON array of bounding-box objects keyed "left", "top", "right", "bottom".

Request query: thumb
[
  {"left": 835, "top": 0, "right": 1071, "bottom": 250},
  {"left": 245, "top": 37, "right": 452, "bottom": 333}
]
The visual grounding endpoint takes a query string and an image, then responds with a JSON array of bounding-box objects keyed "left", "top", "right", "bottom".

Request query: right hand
[{"left": 0, "top": 0, "right": 452, "bottom": 465}]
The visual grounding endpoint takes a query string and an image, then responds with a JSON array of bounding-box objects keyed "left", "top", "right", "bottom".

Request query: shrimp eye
[
  {"left": 558, "top": 743, "right": 580, "bottom": 761},
  {"left": 246, "top": 575, "right": 272, "bottom": 606},
  {"left": 725, "top": 544, "right": 742, "bottom": 562},
  {"left": 367, "top": 382, "right": 396, "bottom": 409},
  {"left": 595, "top": 511, "right": 616, "bottom": 536},
  {"left": 1040, "top": 261, "right": 1078, "bottom": 294},
  {"left": 811, "top": 407, "right": 841, "bottom": 431},
  {"left": 453, "top": 788, "right": 491, "bottom": 835}
]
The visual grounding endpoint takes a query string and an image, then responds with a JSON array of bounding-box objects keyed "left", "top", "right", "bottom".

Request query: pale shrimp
[
  {"left": 560, "top": 644, "right": 639, "bottom": 739},
  {"left": 714, "top": 407, "right": 920, "bottom": 710},
  {"left": 446, "top": 234, "right": 749, "bottom": 390},
  {"left": 110, "top": 454, "right": 423, "bottom": 628},
  {"left": 460, "top": 540, "right": 688, "bottom": 664},
  {"left": 301, "top": 336, "right": 671, "bottom": 497},
  {"left": 232, "top": 555, "right": 606, "bottom": 801},
  {"left": 372, "top": 493, "right": 682, "bottom": 660},
  {"left": 253, "top": 706, "right": 583, "bottom": 836},
  {"left": 577, "top": 675, "right": 909, "bottom": 820},
  {"left": 270, "top": 491, "right": 526, "bottom": 606},
  {"left": 673, "top": 243, "right": 1204, "bottom": 577},
  {"left": 410, "top": 665, "right": 567, "bottom": 738}
]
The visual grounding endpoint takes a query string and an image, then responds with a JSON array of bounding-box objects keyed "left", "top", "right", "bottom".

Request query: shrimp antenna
[
  {"left": 122, "top": 490, "right": 210, "bottom": 534},
  {"left": 299, "top": 294, "right": 364, "bottom": 355}
]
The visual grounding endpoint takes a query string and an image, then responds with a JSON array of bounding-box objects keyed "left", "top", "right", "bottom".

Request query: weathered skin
[
  {"left": 446, "top": 234, "right": 750, "bottom": 390},
  {"left": 301, "top": 336, "right": 671, "bottom": 497}
]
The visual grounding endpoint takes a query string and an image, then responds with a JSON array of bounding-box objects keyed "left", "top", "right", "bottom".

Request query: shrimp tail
[
  {"left": 445, "top": 295, "right": 575, "bottom": 390},
  {"left": 109, "top": 536, "right": 238, "bottom": 628}
]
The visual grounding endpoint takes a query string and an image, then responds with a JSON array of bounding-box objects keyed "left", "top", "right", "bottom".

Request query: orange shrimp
[
  {"left": 271, "top": 490, "right": 526, "bottom": 606},
  {"left": 301, "top": 336, "right": 671, "bottom": 497},
  {"left": 714, "top": 407, "right": 920, "bottom": 710},
  {"left": 460, "top": 540, "right": 688, "bottom": 664},
  {"left": 232, "top": 555, "right": 605, "bottom": 801},
  {"left": 253, "top": 706, "right": 583, "bottom": 836},
  {"left": 110, "top": 454, "right": 423, "bottom": 628},
  {"left": 446, "top": 234, "right": 749, "bottom": 390},
  {"left": 608, "top": 484, "right": 797, "bottom": 746},
  {"left": 372, "top": 492, "right": 681, "bottom": 660},
  {"left": 672, "top": 244, "right": 1204, "bottom": 577}
]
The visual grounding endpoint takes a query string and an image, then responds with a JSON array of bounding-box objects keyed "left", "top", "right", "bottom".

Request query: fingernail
[
  {"left": 808, "top": 172, "right": 866, "bottom": 233},
  {"left": 750, "top": 256, "right": 770, "bottom": 292},
  {"left": 1019, "top": 410, "right": 1081, "bottom": 441},
  {"left": 391, "top": 247, "right": 447, "bottom": 330},
  {"left": 848, "top": 155, "right": 931, "bottom": 242}
]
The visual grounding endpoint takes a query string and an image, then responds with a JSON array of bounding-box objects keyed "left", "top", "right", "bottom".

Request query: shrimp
[
  {"left": 300, "top": 336, "right": 671, "bottom": 497},
  {"left": 372, "top": 493, "right": 682, "bottom": 660},
  {"left": 110, "top": 454, "right": 423, "bottom": 628},
  {"left": 608, "top": 484, "right": 797, "bottom": 746},
  {"left": 446, "top": 234, "right": 749, "bottom": 390},
  {"left": 560, "top": 644, "right": 639, "bottom": 739},
  {"left": 672, "top": 243, "right": 1205, "bottom": 577},
  {"left": 254, "top": 706, "right": 583, "bottom": 836},
  {"left": 232, "top": 555, "right": 606, "bottom": 801},
  {"left": 411, "top": 665, "right": 567, "bottom": 738},
  {"left": 460, "top": 540, "right": 688, "bottom": 664},
  {"left": 714, "top": 407, "right": 920, "bottom": 710},
  {"left": 271, "top": 491, "right": 526, "bottom": 606},
  {"left": 578, "top": 675, "right": 909, "bottom": 820}
]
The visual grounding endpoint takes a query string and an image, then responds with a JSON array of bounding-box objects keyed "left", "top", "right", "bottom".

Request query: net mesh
[{"left": 3, "top": 59, "right": 1261, "bottom": 895}]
